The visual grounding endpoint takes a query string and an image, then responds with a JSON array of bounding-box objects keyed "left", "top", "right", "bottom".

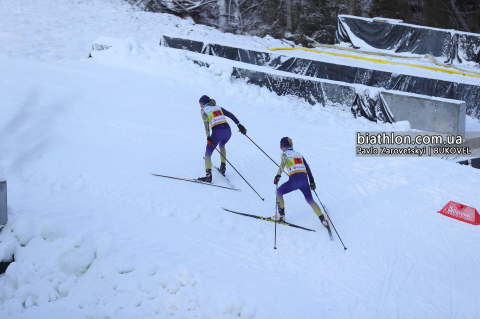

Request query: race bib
[
  {"left": 284, "top": 150, "right": 307, "bottom": 176},
  {"left": 206, "top": 106, "right": 227, "bottom": 128},
  {"left": 287, "top": 157, "right": 307, "bottom": 175}
]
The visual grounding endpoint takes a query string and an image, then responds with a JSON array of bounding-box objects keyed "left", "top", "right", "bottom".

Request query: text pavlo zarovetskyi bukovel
[{"left": 355, "top": 132, "right": 472, "bottom": 157}]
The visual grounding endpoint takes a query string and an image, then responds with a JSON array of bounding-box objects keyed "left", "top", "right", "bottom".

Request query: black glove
[
  {"left": 237, "top": 124, "right": 247, "bottom": 135},
  {"left": 309, "top": 180, "right": 316, "bottom": 191},
  {"left": 207, "top": 136, "right": 213, "bottom": 144},
  {"left": 273, "top": 174, "right": 281, "bottom": 185}
]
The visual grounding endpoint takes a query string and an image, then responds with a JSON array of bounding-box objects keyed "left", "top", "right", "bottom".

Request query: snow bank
[
  {"left": 0, "top": 0, "right": 294, "bottom": 63},
  {"left": 88, "top": 36, "right": 290, "bottom": 113},
  {"left": 12, "top": 216, "right": 38, "bottom": 247},
  {"left": 0, "top": 215, "right": 257, "bottom": 318},
  {"left": 41, "top": 219, "right": 67, "bottom": 242}
]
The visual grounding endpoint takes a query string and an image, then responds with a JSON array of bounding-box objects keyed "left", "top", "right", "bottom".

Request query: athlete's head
[
  {"left": 280, "top": 137, "right": 293, "bottom": 150},
  {"left": 199, "top": 95, "right": 210, "bottom": 107}
]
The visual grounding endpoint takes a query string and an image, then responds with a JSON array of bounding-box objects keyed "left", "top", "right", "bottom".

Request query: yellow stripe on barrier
[{"left": 268, "top": 47, "right": 480, "bottom": 79}]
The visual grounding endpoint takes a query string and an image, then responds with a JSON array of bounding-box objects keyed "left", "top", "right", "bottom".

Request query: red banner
[{"left": 438, "top": 201, "right": 480, "bottom": 225}]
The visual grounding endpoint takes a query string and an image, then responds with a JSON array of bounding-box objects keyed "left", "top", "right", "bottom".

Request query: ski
[
  {"left": 269, "top": 214, "right": 332, "bottom": 238},
  {"left": 203, "top": 157, "right": 236, "bottom": 188},
  {"left": 321, "top": 204, "right": 334, "bottom": 240},
  {"left": 325, "top": 224, "right": 333, "bottom": 240},
  {"left": 212, "top": 166, "right": 235, "bottom": 188},
  {"left": 151, "top": 174, "right": 240, "bottom": 191},
  {"left": 222, "top": 208, "right": 316, "bottom": 232}
]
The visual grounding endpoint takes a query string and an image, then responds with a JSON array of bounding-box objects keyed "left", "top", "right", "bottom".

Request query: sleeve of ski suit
[
  {"left": 221, "top": 108, "right": 240, "bottom": 125},
  {"left": 276, "top": 153, "right": 287, "bottom": 177},
  {"left": 303, "top": 157, "right": 314, "bottom": 181},
  {"left": 201, "top": 109, "right": 210, "bottom": 137}
]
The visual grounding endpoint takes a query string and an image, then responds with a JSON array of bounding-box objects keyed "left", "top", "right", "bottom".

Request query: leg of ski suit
[
  {"left": 205, "top": 126, "right": 232, "bottom": 170},
  {"left": 276, "top": 173, "right": 323, "bottom": 217}
]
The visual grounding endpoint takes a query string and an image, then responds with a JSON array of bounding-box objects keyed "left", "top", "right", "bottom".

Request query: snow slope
[{"left": 1, "top": 1, "right": 480, "bottom": 318}]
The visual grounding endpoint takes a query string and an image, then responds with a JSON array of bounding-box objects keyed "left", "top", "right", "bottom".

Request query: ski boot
[
  {"left": 277, "top": 208, "right": 286, "bottom": 223},
  {"left": 319, "top": 214, "right": 329, "bottom": 227},
  {"left": 198, "top": 169, "right": 212, "bottom": 183},
  {"left": 218, "top": 162, "right": 226, "bottom": 176}
]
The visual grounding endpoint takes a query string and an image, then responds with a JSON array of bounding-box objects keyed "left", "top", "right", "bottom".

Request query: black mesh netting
[
  {"left": 159, "top": 36, "right": 480, "bottom": 119},
  {"left": 335, "top": 15, "right": 480, "bottom": 66}
]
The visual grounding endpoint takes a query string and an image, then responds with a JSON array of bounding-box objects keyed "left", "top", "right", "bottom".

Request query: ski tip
[{"left": 344, "top": 247, "right": 347, "bottom": 250}]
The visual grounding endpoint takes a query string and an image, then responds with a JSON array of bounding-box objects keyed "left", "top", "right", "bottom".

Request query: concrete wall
[
  {"left": 0, "top": 181, "right": 6, "bottom": 227},
  {"left": 381, "top": 92, "right": 466, "bottom": 133},
  {"left": 464, "top": 136, "right": 480, "bottom": 149}
]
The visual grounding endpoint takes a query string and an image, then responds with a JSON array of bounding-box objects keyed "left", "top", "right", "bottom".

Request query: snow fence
[
  {"left": 231, "top": 67, "right": 395, "bottom": 124},
  {"left": 158, "top": 35, "right": 480, "bottom": 120},
  {"left": 335, "top": 15, "right": 480, "bottom": 66}
]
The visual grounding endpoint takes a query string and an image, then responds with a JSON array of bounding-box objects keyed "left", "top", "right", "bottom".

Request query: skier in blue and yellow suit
[
  {"left": 273, "top": 137, "right": 329, "bottom": 228},
  {"left": 198, "top": 95, "right": 247, "bottom": 183}
]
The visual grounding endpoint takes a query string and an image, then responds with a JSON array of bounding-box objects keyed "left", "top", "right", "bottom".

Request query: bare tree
[
  {"left": 135, "top": 0, "right": 479, "bottom": 46},
  {"left": 143, "top": 0, "right": 217, "bottom": 18},
  {"left": 349, "top": 0, "right": 356, "bottom": 15},
  {"left": 292, "top": 0, "right": 301, "bottom": 32},
  {"left": 286, "top": 0, "right": 293, "bottom": 36},
  {"left": 285, "top": 0, "right": 301, "bottom": 36},
  {"left": 449, "top": 0, "right": 470, "bottom": 31},
  {"left": 218, "top": 0, "right": 228, "bottom": 30}
]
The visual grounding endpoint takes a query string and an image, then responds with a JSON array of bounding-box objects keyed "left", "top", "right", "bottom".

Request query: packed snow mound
[
  {"left": 12, "top": 216, "right": 38, "bottom": 247},
  {"left": 57, "top": 232, "right": 96, "bottom": 276},
  {"left": 0, "top": 216, "right": 258, "bottom": 318},
  {"left": 41, "top": 219, "right": 67, "bottom": 242},
  {"left": 96, "top": 234, "right": 116, "bottom": 261}
]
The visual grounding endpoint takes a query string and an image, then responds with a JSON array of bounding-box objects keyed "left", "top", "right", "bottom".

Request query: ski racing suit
[
  {"left": 276, "top": 148, "right": 324, "bottom": 217},
  {"left": 201, "top": 103, "right": 240, "bottom": 170}
]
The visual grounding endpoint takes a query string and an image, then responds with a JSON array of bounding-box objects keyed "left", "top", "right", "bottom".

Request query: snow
[
  {"left": 57, "top": 232, "right": 96, "bottom": 276},
  {"left": 12, "top": 217, "right": 38, "bottom": 247},
  {"left": 466, "top": 116, "right": 480, "bottom": 131},
  {"left": 372, "top": 17, "right": 404, "bottom": 24},
  {"left": 1, "top": 0, "right": 480, "bottom": 318},
  {"left": 40, "top": 220, "right": 67, "bottom": 242}
]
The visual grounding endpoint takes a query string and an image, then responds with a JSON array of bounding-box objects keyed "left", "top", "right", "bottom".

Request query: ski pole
[
  {"left": 313, "top": 190, "right": 347, "bottom": 250},
  {"left": 209, "top": 141, "right": 264, "bottom": 201},
  {"left": 274, "top": 185, "right": 278, "bottom": 250},
  {"left": 245, "top": 134, "right": 288, "bottom": 176}
]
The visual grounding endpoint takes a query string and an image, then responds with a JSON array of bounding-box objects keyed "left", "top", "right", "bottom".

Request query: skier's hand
[
  {"left": 237, "top": 124, "right": 247, "bottom": 135},
  {"left": 309, "top": 180, "right": 316, "bottom": 191},
  {"left": 273, "top": 175, "right": 281, "bottom": 185},
  {"left": 207, "top": 136, "right": 213, "bottom": 144}
]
